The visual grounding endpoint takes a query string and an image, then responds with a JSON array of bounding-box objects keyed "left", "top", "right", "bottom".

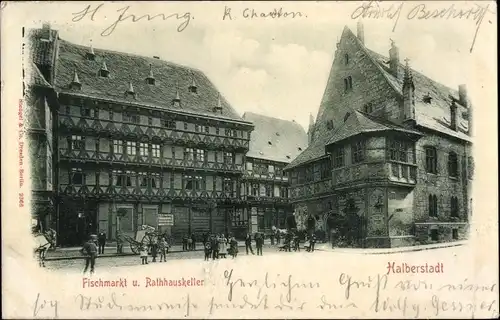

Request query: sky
[{"left": 14, "top": 1, "right": 497, "bottom": 130}]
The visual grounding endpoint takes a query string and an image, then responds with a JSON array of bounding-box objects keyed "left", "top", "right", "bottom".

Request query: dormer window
[
  {"left": 268, "top": 141, "right": 272, "bottom": 145},
  {"left": 345, "top": 53, "right": 349, "bottom": 65},
  {"left": 326, "top": 120, "right": 334, "bottom": 130},
  {"left": 146, "top": 64, "right": 155, "bottom": 85},
  {"left": 286, "top": 155, "right": 291, "bottom": 159},
  {"left": 99, "top": 61, "right": 109, "bottom": 78},
  {"left": 86, "top": 45, "right": 95, "bottom": 61},
  {"left": 70, "top": 70, "right": 82, "bottom": 90},
  {"left": 125, "top": 82, "right": 136, "bottom": 99},
  {"left": 298, "top": 147, "right": 303, "bottom": 151},
  {"left": 423, "top": 93, "right": 432, "bottom": 104},
  {"left": 344, "top": 112, "right": 351, "bottom": 122}
]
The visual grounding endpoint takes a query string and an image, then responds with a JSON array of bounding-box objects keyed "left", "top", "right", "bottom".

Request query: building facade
[
  {"left": 241, "top": 113, "right": 308, "bottom": 236},
  {"left": 285, "top": 23, "right": 473, "bottom": 248},
  {"left": 28, "top": 25, "right": 255, "bottom": 246}
]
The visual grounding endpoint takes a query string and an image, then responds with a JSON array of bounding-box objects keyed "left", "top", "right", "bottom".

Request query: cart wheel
[{"left": 130, "top": 242, "right": 140, "bottom": 254}]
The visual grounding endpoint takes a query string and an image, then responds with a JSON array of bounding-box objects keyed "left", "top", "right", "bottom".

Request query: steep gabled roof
[
  {"left": 53, "top": 38, "right": 244, "bottom": 121},
  {"left": 243, "top": 112, "right": 308, "bottom": 163},
  {"left": 28, "top": 62, "right": 52, "bottom": 88},
  {"left": 366, "top": 49, "right": 471, "bottom": 142}
]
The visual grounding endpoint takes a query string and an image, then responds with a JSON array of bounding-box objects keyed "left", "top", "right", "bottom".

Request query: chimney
[
  {"left": 41, "top": 23, "right": 53, "bottom": 42},
  {"left": 402, "top": 59, "right": 416, "bottom": 121},
  {"left": 307, "top": 113, "right": 315, "bottom": 144},
  {"left": 357, "top": 21, "right": 365, "bottom": 45},
  {"left": 450, "top": 101, "right": 458, "bottom": 131},
  {"left": 389, "top": 39, "right": 399, "bottom": 77},
  {"left": 458, "top": 84, "right": 468, "bottom": 107}
]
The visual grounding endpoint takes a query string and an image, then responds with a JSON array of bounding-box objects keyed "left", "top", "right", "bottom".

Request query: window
[
  {"left": 425, "top": 147, "right": 438, "bottom": 173},
  {"left": 275, "top": 166, "right": 283, "bottom": 177},
  {"left": 81, "top": 107, "right": 93, "bottom": 117},
  {"left": 216, "top": 128, "right": 220, "bottom": 135},
  {"left": 194, "top": 176, "right": 205, "bottom": 190},
  {"left": 428, "top": 194, "right": 438, "bottom": 217},
  {"left": 223, "top": 178, "right": 233, "bottom": 193},
  {"left": 448, "top": 152, "right": 458, "bottom": 177},
  {"left": 152, "top": 144, "right": 160, "bottom": 158},
  {"left": 430, "top": 229, "right": 439, "bottom": 241},
  {"left": 224, "top": 152, "right": 234, "bottom": 164},
  {"left": 195, "top": 149, "right": 205, "bottom": 162},
  {"left": 251, "top": 183, "right": 259, "bottom": 196},
  {"left": 363, "top": 103, "right": 373, "bottom": 113},
  {"left": 265, "top": 185, "right": 272, "bottom": 197},
  {"left": 195, "top": 124, "right": 201, "bottom": 132},
  {"left": 450, "top": 196, "right": 459, "bottom": 217},
  {"left": 388, "top": 140, "right": 408, "bottom": 162},
  {"left": 184, "top": 175, "right": 193, "bottom": 190},
  {"left": 344, "top": 53, "right": 349, "bottom": 65},
  {"left": 71, "top": 135, "right": 84, "bottom": 150},
  {"left": 268, "top": 165, "right": 275, "bottom": 173},
  {"left": 344, "top": 76, "right": 353, "bottom": 92},
  {"left": 112, "top": 170, "right": 124, "bottom": 187},
  {"left": 148, "top": 117, "right": 153, "bottom": 126},
  {"left": 280, "top": 187, "right": 287, "bottom": 198},
  {"left": 71, "top": 168, "right": 83, "bottom": 185},
  {"left": 333, "top": 147, "right": 344, "bottom": 168},
  {"left": 246, "top": 162, "right": 253, "bottom": 172},
  {"left": 139, "top": 143, "right": 148, "bottom": 156},
  {"left": 452, "top": 229, "right": 458, "bottom": 240},
  {"left": 151, "top": 173, "right": 159, "bottom": 188},
  {"left": 123, "top": 112, "right": 131, "bottom": 123},
  {"left": 351, "top": 140, "right": 365, "bottom": 163},
  {"left": 125, "top": 171, "right": 134, "bottom": 187},
  {"left": 320, "top": 161, "right": 331, "bottom": 179},
  {"left": 184, "top": 122, "right": 188, "bottom": 130},
  {"left": 204, "top": 126, "right": 210, "bottom": 133},
  {"left": 162, "top": 119, "right": 176, "bottom": 129},
  {"left": 184, "top": 148, "right": 194, "bottom": 161},
  {"left": 138, "top": 172, "right": 148, "bottom": 187},
  {"left": 99, "top": 69, "right": 109, "bottom": 78},
  {"left": 126, "top": 141, "right": 136, "bottom": 155},
  {"left": 225, "top": 128, "right": 232, "bottom": 136},
  {"left": 112, "top": 140, "right": 122, "bottom": 154}
]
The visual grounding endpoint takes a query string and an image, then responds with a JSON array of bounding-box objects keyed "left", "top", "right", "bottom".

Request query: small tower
[
  {"left": 125, "top": 81, "right": 136, "bottom": 99},
  {"left": 146, "top": 64, "right": 155, "bottom": 85},
  {"left": 450, "top": 100, "right": 458, "bottom": 131},
  {"left": 86, "top": 44, "right": 96, "bottom": 61},
  {"left": 99, "top": 61, "right": 109, "bottom": 77},
  {"left": 41, "top": 23, "right": 52, "bottom": 42},
  {"left": 402, "top": 58, "right": 416, "bottom": 121},
  {"left": 213, "top": 93, "right": 223, "bottom": 114},
  {"left": 70, "top": 69, "right": 82, "bottom": 90},
  {"left": 189, "top": 73, "right": 197, "bottom": 93},
  {"left": 172, "top": 83, "right": 181, "bottom": 107}
]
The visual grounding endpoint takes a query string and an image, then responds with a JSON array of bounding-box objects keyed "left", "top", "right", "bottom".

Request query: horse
[{"left": 33, "top": 229, "right": 56, "bottom": 267}]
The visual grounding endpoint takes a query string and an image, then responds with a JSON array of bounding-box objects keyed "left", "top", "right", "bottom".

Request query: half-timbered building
[
  {"left": 285, "top": 23, "right": 473, "bottom": 248},
  {"left": 241, "top": 113, "right": 308, "bottom": 237},
  {"left": 28, "top": 25, "right": 254, "bottom": 246}
]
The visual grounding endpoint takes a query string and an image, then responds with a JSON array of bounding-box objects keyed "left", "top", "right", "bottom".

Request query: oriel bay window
[
  {"left": 320, "top": 161, "right": 331, "bottom": 179},
  {"left": 126, "top": 141, "right": 136, "bottom": 156},
  {"left": 71, "top": 168, "right": 84, "bottom": 185},
  {"left": 388, "top": 139, "right": 408, "bottom": 162},
  {"left": 113, "top": 140, "right": 123, "bottom": 154},
  {"left": 139, "top": 143, "right": 148, "bottom": 156},
  {"left": 152, "top": 144, "right": 160, "bottom": 158},
  {"left": 352, "top": 140, "right": 365, "bottom": 164}
]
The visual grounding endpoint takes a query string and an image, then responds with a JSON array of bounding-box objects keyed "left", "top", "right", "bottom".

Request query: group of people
[
  {"left": 139, "top": 236, "right": 171, "bottom": 265},
  {"left": 203, "top": 233, "right": 239, "bottom": 260},
  {"left": 182, "top": 234, "right": 197, "bottom": 251},
  {"left": 244, "top": 232, "right": 265, "bottom": 255},
  {"left": 279, "top": 231, "right": 317, "bottom": 252}
]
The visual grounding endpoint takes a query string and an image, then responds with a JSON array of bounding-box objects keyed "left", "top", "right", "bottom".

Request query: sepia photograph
[{"left": 2, "top": 1, "right": 497, "bottom": 318}]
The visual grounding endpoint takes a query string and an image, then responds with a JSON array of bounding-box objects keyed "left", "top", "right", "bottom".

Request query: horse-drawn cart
[{"left": 119, "top": 225, "right": 163, "bottom": 254}]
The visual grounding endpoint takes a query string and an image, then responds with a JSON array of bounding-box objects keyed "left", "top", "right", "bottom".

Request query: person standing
[
  {"left": 204, "top": 240, "right": 212, "bottom": 261},
  {"left": 80, "top": 236, "right": 98, "bottom": 275},
  {"left": 182, "top": 234, "right": 188, "bottom": 251},
  {"left": 140, "top": 245, "right": 148, "bottom": 264},
  {"left": 270, "top": 231, "right": 275, "bottom": 245},
  {"left": 159, "top": 238, "right": 168, "bottom": 262},
  {"left": 311, "top": 234, "right": 317, "bottom": 252},
  {"left": 151, "top": 241, "right": 158, "bottom": 262},
  {"left": 211, "top": 235, "right": 220, "bottom": 260},
  {"left": 229, "top": 236, "right": 238, "bottom": 258},
  {"left": 97, "top": 230, "right": 106, "bottom": 254},
  {"left": 276, "top": 231, "right": 281, "bottom": 245},
  {"left": 245, "top": 233, "right": 254, "bottom": 255},
  {"left": 191, "top": 233, "right": 196, "bottom": 251},
  {"left": 255, "top": 232, "right": 263, "bottom": 256},
  {"left": 116, "top": 230, "right": 123, "bottom": 254}
]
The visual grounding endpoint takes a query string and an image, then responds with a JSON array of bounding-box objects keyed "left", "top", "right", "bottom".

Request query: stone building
[
  {"left": 27, "top": 25, "right": 254, "bottom": 246},
  {"left": 241, "top": 112, "right": 308, "bottom": 237},
  {"left": 285, "top": 23, "right": 473, "bottom": 248}
]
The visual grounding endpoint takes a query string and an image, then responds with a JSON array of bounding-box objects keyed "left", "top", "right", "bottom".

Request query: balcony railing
[
  {"left": 289, "top": 179, "right": 332, "bottom": 200},
  {"left": 242, "top": 171, "right": 289, "bottom": 182},
  {"left": 58, "top": 184, "right": 241, "bottom": 201},
  {"left": 59, "top": 148, "right": 244, "bottom": 173},
  {"left": 242, "top": 195, "right": 290, "bottom": 204},
  {"left": 58, "top": 114, "right": 250, "bottom": 150},
  {"left": 331, "top": 161, "right": 416, "bottom": 188}
]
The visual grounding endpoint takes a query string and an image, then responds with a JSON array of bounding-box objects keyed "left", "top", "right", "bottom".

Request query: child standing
[
  {"left": 159, "top": 238, "right": 168, "bottom": 262},
  {"left": 140, "top": 246, "right": 148, "bottom": 264},
  {"left": 204, "top": 241, "right": 212, "bottom": 261}
]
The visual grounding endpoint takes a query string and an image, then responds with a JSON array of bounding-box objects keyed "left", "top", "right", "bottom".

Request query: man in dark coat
[
  {"left": 80, "top": 236, "right": 98, "bottom": 274},
  {"left": 191, "top": 233, "right": 196, "bottom": 251},
  {"left": 97, "top": 230, "right": 106, "bottom": 254},
  {"left": 245, "top": 233, "right": 254, "bottom": 255},
  {"left": 255, "top": 232, "right": 264, "bottom": 256},
  {"left": 211, "top": 236, "right": 220, "bottom": 260}
]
